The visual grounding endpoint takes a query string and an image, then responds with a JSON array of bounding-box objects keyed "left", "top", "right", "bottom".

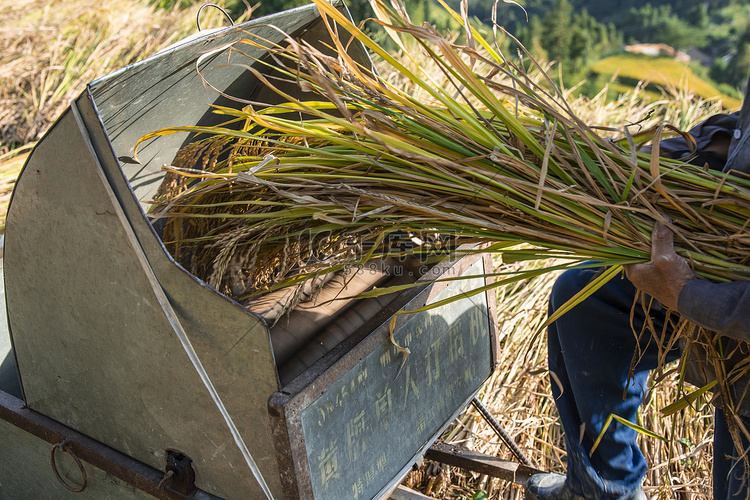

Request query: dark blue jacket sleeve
[
  {"left": 657, "top": 112, "right": 738, "bottom": 170},
  {"left": 678, "top": 279, "right": 750, "bottom": 341},
  {"left": 670, "top": 79, "right": 750, "bottom": 339}
]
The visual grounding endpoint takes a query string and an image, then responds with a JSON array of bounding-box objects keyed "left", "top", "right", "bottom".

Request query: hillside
[
  {"left": 569, "top": 0, "right": 737, "bottom": 29},
  {"left": 588, "top": 53, "right": 743, "bottom": 109},
  {"left": 495, "top": 0, "right": 742, "bottom": 30},
  {"left": 478, "top": 0, "right": 750, "bottom": 95}
]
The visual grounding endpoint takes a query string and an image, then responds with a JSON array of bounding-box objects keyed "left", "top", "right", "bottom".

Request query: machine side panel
[
  {"left": 304, "top": 259, "right": 491, "bottom": 500},
  {"left": 272, "top": 255, "right": 495, "bottom": 500},
  {"left": 74, "top": 93, "right": 284, "bottom": 497},
  {"left": 4, "top": 110, "right": 281, "bottom": 499}
]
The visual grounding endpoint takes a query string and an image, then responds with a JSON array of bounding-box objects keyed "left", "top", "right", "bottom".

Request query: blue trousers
[{"left": 549, "top": 267, "right": 750, "bottom": 499}]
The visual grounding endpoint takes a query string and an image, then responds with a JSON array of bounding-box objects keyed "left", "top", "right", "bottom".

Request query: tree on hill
[
  {"left": 540, "top": 0, "right": 573, "bottom": 66},
  {"left": 519, "top": 0, "right": 621, "bottom": 79},
  {"left": 621, "top": 3, "right": 706, "bottom": 51}
]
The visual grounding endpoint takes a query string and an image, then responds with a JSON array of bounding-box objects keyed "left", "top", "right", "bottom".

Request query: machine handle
[{"left": 50, "top": 438, "right": 88, "bottom": 493}]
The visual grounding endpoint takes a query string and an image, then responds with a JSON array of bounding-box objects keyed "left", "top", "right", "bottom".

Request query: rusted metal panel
[{"left": 269, "top": 253, "right": 498, "bottom": 500}]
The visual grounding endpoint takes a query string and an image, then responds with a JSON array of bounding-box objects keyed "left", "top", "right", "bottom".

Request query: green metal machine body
[{"left": 0, "top": 5, "right": 499, "bottom": 499}]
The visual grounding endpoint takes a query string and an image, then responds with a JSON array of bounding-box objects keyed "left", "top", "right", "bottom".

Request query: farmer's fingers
[
  {"left": 651, "top": 221, "right": 676, "bottom": 259},
  {"left": 624, "top": 262, "right": 654, "bottom": 284}
]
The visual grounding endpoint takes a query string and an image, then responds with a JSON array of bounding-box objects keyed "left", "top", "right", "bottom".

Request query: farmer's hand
[{"left": 624, "top": 222, "right": 696, "bottom": 310}]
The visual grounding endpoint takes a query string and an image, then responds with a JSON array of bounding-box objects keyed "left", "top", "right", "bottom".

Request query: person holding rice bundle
[{"left": 526, "top": 78, "right": 750, "bottom": 500}]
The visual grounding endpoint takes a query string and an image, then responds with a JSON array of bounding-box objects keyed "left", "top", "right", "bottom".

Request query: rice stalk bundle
[{"left": 144, "top": 0, "right": 750, "bottom": 308}]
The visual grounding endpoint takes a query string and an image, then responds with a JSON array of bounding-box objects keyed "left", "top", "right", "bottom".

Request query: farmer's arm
[
  {"left": 625, "top": 222, "right": 750, "bottom": 341},
  {"left": 640, "top": 113, "right": 736, "bottom": 166}
]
